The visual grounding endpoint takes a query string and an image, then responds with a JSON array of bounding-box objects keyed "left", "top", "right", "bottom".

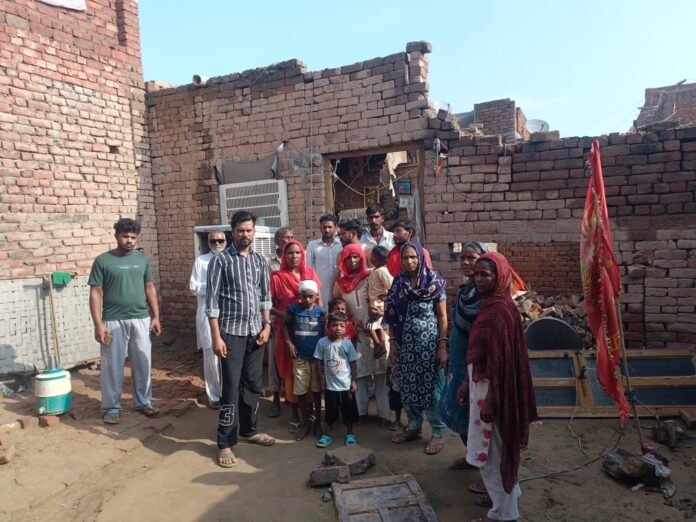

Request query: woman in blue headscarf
[
  {"left": 384, "top": 242, "right": 448, "bottom": 455},
  {"left": 440, "top": 241, "right": 489, "bottom": 469}
]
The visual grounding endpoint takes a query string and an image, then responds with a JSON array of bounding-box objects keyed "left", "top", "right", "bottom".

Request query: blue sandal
[
  {"left": 316, "top": 435, "right": 332, "bottom": 448},
  {"left": 345, "top": 434, "right": 357, "bottom": 445}
]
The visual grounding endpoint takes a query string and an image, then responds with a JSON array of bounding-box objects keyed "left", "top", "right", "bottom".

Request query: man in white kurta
[
  {"left": 306, "top": 214, "right": 342, "bottom": 308},
  {"left": 189, "top": 231, "right": 227, "bottom": 407}
]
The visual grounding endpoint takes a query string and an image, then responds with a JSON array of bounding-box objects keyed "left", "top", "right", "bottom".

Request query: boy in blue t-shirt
[
  {"left": 313, "top": 311, "right": 359, "bottom": 448},
  {"left": 283, "top": 280, "right": 325, "bottom": 441}
]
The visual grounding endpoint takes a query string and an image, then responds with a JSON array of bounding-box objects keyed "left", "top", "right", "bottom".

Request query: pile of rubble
[{"left": 517, "top": 293, "right": 594, "bottom": 349}]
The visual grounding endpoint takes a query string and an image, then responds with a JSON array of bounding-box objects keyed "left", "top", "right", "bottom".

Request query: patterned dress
[{"left": 399, "top": 297, "right": 442, "bottom": 409}]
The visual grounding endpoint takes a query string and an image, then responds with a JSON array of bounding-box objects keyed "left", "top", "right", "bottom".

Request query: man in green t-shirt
[{"left": 88, "top": 218, "right": 161, "bottom": 425}]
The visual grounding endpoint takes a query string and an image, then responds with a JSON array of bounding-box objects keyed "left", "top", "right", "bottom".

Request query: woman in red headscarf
[
  {"left": 461, "top": 252, "right": 537, "bottom": 522},
  {"left": 270, "top": 240, "right": 322, "bottom": 431},
  {"left": 332, "top": 244, "right": 390, "bottom": 424}
]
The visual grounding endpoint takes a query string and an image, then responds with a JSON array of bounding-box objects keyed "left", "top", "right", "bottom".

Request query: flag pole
[{"left": 614, "top": 301, "right": 645, "bottom": 450}]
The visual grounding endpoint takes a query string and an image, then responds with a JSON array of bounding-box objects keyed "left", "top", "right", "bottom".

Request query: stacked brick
[
  {"left": 0, "top": 0, "right": 158, "bottom": 280},
  {"left": 423, "top": 128, "right": 696, "bottom": 349},
  {"left": 146, "top": 42, "right": 434, "bottom": 338}
]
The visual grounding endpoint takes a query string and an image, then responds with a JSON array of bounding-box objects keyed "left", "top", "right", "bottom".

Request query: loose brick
[
  {"left": 39, "top": 415, "right": 60, "bottom": 428},
  {"left": 309, "top": 466, "right": 351, "bottom": 487}
]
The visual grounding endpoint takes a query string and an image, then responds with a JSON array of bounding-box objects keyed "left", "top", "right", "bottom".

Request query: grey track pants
[{"left": 100, "top": 317, "right": 152, "bottom": 415}]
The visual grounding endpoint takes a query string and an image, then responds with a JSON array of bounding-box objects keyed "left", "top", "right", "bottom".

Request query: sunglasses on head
[{"left": 209, "top": 239, "right": 225, "bottom": 245}]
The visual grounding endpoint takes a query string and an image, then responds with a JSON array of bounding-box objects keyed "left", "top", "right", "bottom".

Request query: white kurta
[
  {"left": 190, "top": 252, "right": 215, "bottom": 350},
  {"left": 190, "top": 252, "right": 222, "bottom": 403},
  {"left": 306, "top": 236, "right": 342, "bottom": 307}
]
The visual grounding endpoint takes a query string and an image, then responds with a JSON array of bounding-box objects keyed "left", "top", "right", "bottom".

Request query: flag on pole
[{"left": 580, "top": 140, "right": 629, "bottom": 422}]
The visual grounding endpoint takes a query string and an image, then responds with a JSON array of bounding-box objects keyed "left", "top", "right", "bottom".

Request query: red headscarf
[
  {"left": 335, "top": 244, "right": 370, "bottom": 294},
  {"left": 278, "top": 239, "right": 313, "bottom": 279},
  {"left": 467, "top": 252, "right": 538, "bottom": 494},
  {"left": 271, "top": 240, "right": 322, "bottom": 382}
]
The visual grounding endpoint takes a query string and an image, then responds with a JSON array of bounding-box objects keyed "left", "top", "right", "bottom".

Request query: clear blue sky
[{"left": 140, "top": 0, "right": 695, "bottom": 138}]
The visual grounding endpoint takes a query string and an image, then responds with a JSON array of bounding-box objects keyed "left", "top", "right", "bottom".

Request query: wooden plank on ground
[{"left": 332, "top": 474, "right": 437, "bottom": 522}]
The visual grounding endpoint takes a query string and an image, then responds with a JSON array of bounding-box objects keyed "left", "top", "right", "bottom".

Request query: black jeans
[{"left": 217, "top": 332, "right": 264, "bottom": 449}]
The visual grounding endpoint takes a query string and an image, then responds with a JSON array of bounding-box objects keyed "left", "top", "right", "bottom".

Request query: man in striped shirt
[{"left": 206, "top": 210, "right": 275, "bottom": 468}]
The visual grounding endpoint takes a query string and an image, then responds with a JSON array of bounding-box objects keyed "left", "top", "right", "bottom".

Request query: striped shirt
[{"left": 205, "top": 242, "right": 272, "bottom": 337}]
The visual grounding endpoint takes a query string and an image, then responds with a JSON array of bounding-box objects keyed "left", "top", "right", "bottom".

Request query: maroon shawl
[{"left": 467, "top": 252, "right": 538, "bottom": 493}]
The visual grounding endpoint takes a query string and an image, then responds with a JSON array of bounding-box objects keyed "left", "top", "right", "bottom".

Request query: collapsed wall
[
  {"left": 423, "top": 125, "right": 696, "bottom": 349},
  {"left": 0, "top": 0, "right": 156, "bottom": 373}
]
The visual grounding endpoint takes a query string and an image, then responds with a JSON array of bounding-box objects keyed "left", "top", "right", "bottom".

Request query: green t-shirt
[{"left": 88, "top": 250, "right": 153, "bottom": 321}]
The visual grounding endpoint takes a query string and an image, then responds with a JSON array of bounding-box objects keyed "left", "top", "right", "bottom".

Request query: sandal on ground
[
  {"left": 388, "top": 420, "right": 402, "bottom": 432},
  {"left": 138, "top": 404, "right": 160, "bottom": 417},
  {"left": 217, "top": 449, "right": 238, "bottom": 468},
  {"left": 288, "top": 421, "right": 301, "bottom": 434},
  {"left": 345, "top": 434, "right": 357, "bottom": 445},
  {"left": 392, "top": 429, "right": 422, "bottom": 444},
  {"left": 294, "top": 423, "right": 312, "bottom": 441},
  {"left": 450, "top": 456, "right": 477, "bottom": 470},
  {"left": 239, "top": 432, "right": 276, "bottom": 446},
  {"left": 424, "top": 437, "right": 445, "bottom": 455},
  {"left": 473, "top": 494, "right": 493, "bottom": 508},
  {"left": 316, "top": 434, "right": 332, "bottom": 448},
  {"left": 103, "top": 413, "right": 120, "bottom": 425},
  {"left": 468, "top": 478, "right": 488, "bottom": 494},
  {"left": 207, "top": 401, "right": 221, "bottom": 410}
]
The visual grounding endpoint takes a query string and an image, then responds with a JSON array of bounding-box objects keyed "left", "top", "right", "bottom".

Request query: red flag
[{"left": 580, "top": 140, "right": 629, "bottom": 421}]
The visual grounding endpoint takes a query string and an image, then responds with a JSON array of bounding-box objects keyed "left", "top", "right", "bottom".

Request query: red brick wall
[
  {"left": 498, "top": 242, "right": 581, "bottom": 295},
  {"left": 146, "top": 42, "right": 434, "bottom": 337},
  {"left": 423, "top": 128, "right": 696, "bottom": 349},
  {"left": 635, "top": 82, "right": 696, "bottom": 129},
  {"left": 474, "top": 98, "right": 516, "bottom": 138},
  {"left": 0, "top": 0, "right": 157, "bottom": 279}
]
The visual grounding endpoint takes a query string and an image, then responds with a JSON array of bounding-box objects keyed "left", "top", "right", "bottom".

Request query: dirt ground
[{"left": 1, "top": 346, "right": 695, "bottom": 522}]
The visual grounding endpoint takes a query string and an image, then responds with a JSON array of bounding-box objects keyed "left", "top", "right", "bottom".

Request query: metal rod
[{"left": 615, "top": 301, "right": 645, "bottom": 450}]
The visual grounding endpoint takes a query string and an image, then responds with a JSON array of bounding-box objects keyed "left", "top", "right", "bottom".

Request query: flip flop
[
  {"left": 103, "top": 413, "right": 120, "bottom": 425},
  {"left": 316, "top": 434, "right": 332, "bottom": 448},
  {"left": 473, "top": 494, "right": 493, "bottom": 508},
  {"left": 345, "top": 434, "right": 357, "bottom": 445},
  {"left": 288, "top": 421, "right": 301, "bottom": 434},
  {"left": 468, "top": 478, "right": 488, "bottom": 494},
  {"left": 239, "top": 433, "right": 276, "bottom": 446},
  {"left": 217, "top": 449, "right": 238, "bottom": 468},
  {"left": 424, "top": 437, "right": 445, "bottom": 455},
  {"left": 391, "top": 430, "right": 422, "bottom": 444}
]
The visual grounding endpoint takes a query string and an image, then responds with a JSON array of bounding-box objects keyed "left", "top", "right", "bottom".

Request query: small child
[
  {"left": 314, "top": 311, "right": 359, "bottom": 448},
  {"left": 366, "top": 302, "right": 387, "bottom": 359},
  {"left": 283, "top": 280, "right": 325, "bottom": 441},
  {"left": 328, "top": 297, "right": 357, "bottom": 344},
  {"left": 366, "top": 246, "right": 393, "bottom": 360}
]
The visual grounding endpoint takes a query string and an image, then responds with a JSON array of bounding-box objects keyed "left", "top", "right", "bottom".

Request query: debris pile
[{"left": 517, "top": 293, "right": 594, "bottom": 349}]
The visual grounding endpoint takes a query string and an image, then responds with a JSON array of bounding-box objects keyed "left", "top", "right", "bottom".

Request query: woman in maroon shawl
[
  {"left": 462, "top": 252, "right": 537, "bottom": 522},
  {"left": 270, "top": 240, "right": 322, "bottom": 431}
]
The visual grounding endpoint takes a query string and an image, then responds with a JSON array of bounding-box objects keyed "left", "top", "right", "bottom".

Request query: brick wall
[
  {"left": 0, "top": 0, "right": 156, "bottom": 373},
  {"left": 422, "top": 126, "right": 696, "bottom": 349},
  {"left": 146, "top": 42, "right": 434, "bottom": 338},
  {"left": 635, "top": 82, "right": 696, "bottom": 129},
  {"left": 474, "top": 98, "right": 517, "bottom": 138},
  {"left": 0, "top": 0, "right": 157, "bottom": 279}
]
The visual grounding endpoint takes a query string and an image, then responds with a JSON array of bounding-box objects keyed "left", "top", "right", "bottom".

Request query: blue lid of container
[{"left": 41, "top": 367, "right": 65, "bottom": 375}]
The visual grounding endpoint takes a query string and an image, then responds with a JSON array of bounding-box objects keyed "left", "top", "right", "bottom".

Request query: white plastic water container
[{"left": 35, "top": 368, "right": 72, "bottom": 415}]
